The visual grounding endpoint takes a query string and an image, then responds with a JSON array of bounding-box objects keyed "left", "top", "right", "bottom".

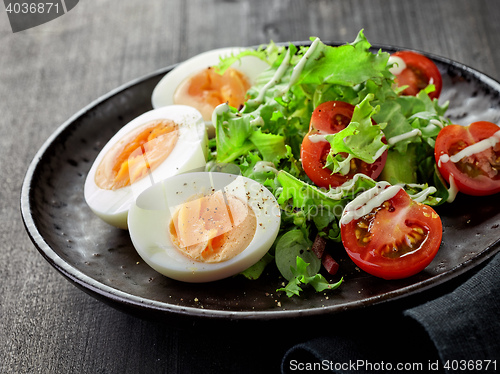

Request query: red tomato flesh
[
  {"left": 392, "top": 51, "right": 442, "bottom": 100},
  {"left": 435, "top": 121, "right": 500, "bottom": 196},
  {"left": 341, "top": 187, "right": 442, "bottom": 280},
  {"left": 300, "top": 101, "right": 387, "bottom": 189}
]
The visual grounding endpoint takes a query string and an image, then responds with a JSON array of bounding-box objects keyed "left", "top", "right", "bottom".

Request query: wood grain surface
[{"left": 1, "top": 1, "right": 499, "bottom": 373}]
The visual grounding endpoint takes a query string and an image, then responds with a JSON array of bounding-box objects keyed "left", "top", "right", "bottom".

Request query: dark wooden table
[{"left": 2, "top": 1, "right": 499, "bottom": 373}]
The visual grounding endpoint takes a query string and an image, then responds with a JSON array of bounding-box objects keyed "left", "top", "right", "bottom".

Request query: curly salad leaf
[
  {"left": 210, "top": 30, "right": 449, "bottom": 296},
  {"left": 324, "top": 94, "right": 388, "bottom": 174}
]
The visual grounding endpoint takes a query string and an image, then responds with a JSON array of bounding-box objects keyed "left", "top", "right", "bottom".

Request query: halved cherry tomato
[
  {"left": 300, "top": 101, "right": 387, "bottom": 189},
  {"left": 341, "top": 186, "right": 442, "bottom": 280},
  {"left": 434, "top": 121, "right": 500, "bottom": 196},
  {"left": 392, "top": 51, "right": 442, "bottom": 100}
]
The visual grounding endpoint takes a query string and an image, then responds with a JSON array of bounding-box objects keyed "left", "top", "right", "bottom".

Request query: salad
[{"left": 202, "top": 30, "right": 500, "bottom": 297}]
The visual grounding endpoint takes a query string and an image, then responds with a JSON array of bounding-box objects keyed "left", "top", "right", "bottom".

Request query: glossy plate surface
[{"left": 21, "top": 44, "right": 500, "bottom": 320}]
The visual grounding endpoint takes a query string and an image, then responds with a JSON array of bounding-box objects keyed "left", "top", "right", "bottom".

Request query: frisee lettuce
[{"left": 324, "top": 94, "right": 387, "bottom": 174}]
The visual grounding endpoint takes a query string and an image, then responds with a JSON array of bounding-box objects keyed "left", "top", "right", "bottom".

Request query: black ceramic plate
[{"left": 21, "top": 43, "right": 500, "bottom": 321}]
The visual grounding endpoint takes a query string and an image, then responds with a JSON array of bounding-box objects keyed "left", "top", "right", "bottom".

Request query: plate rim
[{"left": 20, "top": 42, "right": 500, "bottom": 321}]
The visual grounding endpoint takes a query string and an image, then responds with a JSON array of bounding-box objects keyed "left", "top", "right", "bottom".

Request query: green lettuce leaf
[
  {"left": 277, "top": 257, "right": 343, "bottom": 297},
  {"left": 294, "top": 31, "right": 391, "bottom": 87},
  {"left": 275, "top": 230, "right": 319, "bottom": 281},
  {"left": 214, "top": 105, "right": 255, "bottom": 163},
  {"left": 277, "top": 171, "right": 346, "bottom": 240},
  {"left": 240, "top": 252, "right": 275, "bottom": 280},
  {"left": 324, "top": 94, "right": 387, "bottom": 174}
]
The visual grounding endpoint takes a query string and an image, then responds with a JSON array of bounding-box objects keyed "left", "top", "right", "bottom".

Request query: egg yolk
[
  {"left": 95, "top": 119, "right": 179, "bottom": 190},
  {"left": 173, "top": 67, "right": 250, "bottom": 121},
  {"left": 169, "top": 190, "right": 257, "bottom": 263}
]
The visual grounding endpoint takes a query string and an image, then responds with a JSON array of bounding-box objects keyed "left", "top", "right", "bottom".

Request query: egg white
[
  {"left": 127, "top": 172, "right": 281, "bottom": 283},
  {"left": 84, "top": 105, "right": 208, "bottom": 229},
  {"left": 151, "top": 47, "right": 270, "bottom": 135}
]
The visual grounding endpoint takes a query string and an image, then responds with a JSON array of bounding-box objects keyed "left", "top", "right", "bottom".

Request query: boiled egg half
[
  {"left": 151, "top": 47, "right": 269, "bottom": 135},
  {"left": 84, "top": 105, "right": 208, "bottom": 229},
  {"left": 127, "top": 172, "right": 281, "bottom": 283}
]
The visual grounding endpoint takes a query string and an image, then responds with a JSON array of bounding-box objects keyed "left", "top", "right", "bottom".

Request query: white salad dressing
[
  {"left": 338, "top": 154, "right": 354, "bottom": 175},
  {"left": 388, "top": 55, "right": 407, "bottom": 75},
  {"left": 212, "top": 103, "right": 232, "bottom": 123},
  {"left": 429, "top": 119, "right": 445, "bottom": 129},
  {"left": 327, "top": 176, "right": 439, "bottom": 209},
  {"left": 406, "top": 184, "right": 438, "bottom": 203},
  {"left": 246, "top": 37, "right": 321, "bottom": 107},
  {"left": 439, "top": 129, "right": 500, "bottom": 166},
  {"left": 252, "top": 161, "right": 278, "bottom": 174},
  {"left": 387, "top": 129, "right": 422, "bottom": 145},
  {"left": 246, "top": 47, "right": 292, "bottom": 106},
  {"left": 340, "top": 181, "right": 403, "bottom": 225},
  {"left": 325, "top": 174, "right": 376, "bottom": 200},
  {"left": 446, "top": 174, "right": 459, "bottom": 203},
  {"left": 373, "top": 143, "right": 389, "bottom": 159},
  {"left": 212, "top": 103, "right": 266, "bottom": 128},
  {"left": 250, "top": 116, "right": 265, "bottom": 126},
  {"left": 437, "top": 153, "right": 449, "bottom": 168},
  {"left": 279, "top": 37, "right": 321, "bottom": 95},
  {"left": 212, "top": 102, "right": 247, "bottom": 130},
  {"left": 307, "top": 133, "right": 329, "bottom": 143}
]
